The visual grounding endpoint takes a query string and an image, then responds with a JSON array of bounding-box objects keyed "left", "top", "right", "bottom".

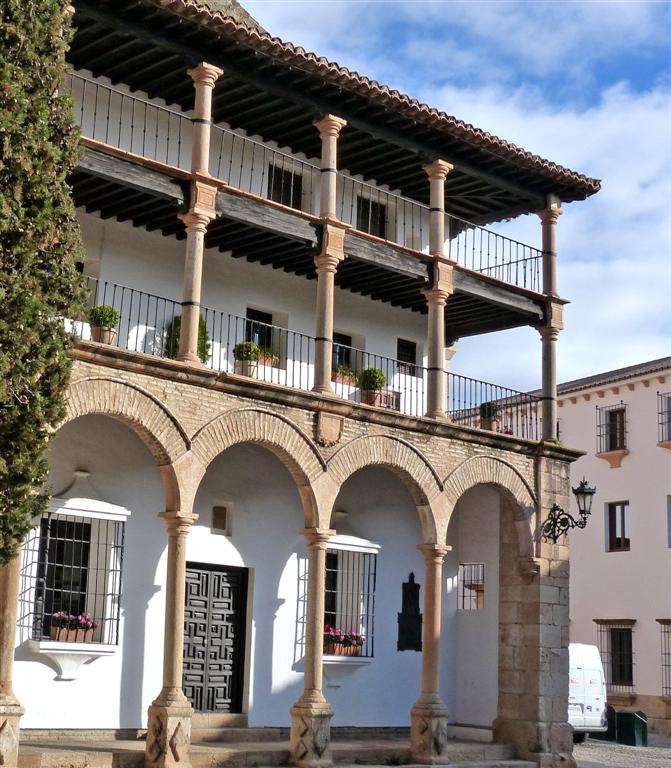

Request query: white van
[{"left": 569, "top": 643, "right": 608, "bottom": 742}]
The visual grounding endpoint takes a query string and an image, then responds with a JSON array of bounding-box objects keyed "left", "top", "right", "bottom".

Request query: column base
[
  {"left": 290, "top": 701, "right": 334, "bottom": 768},
  {"left": 0, "top": 702, "right": 24, "bottom": 768},
  {"left": 492, "top": 718, "right": 575, "bottom": 768},
  {"left": 424, "top": 410, "right": 447, "bottom": 421},
  {"left": 410, "top": 699, "right": 450, "bottom": 764},
  {"left": 145, "top": 697, "right": 193, "bottom": 768},
  {"left": 312, "top": 383, "right": 335, "bottom": 396},
  {"left": 175, "top": 352, "right": 205, "bottom": 367}
]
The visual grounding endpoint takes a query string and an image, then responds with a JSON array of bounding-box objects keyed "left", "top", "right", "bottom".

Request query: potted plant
[
  {"left": 89, "top": 305, "right": 120, "bottom": 345},
  {"left": 332, "top": 362, "right": 357, "bottom": 387},
  {"left": 323, "top": 625, "right": 365, "bottom": 657},
  {"left": 258, "top": 347, "right": 280, "bottom": 368},
  {"left": 165, "top": 315, "right": 211, "bottom": 364},
  {"left": 358, "top": 367, "right": 387, "bottom": 406},
  {"left": 233, "top": 341, "right": 260, "bottom": 377},
  {"left": 50, "top": 611, "right": 98, "bottom": 643},
  {"left": 479, "top": 400, "right": 500, "bottom": 431}
]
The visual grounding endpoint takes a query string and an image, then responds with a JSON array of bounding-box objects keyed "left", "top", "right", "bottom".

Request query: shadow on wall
[{"left": 45, "top": 415, "right": 166, "bottom": 729}]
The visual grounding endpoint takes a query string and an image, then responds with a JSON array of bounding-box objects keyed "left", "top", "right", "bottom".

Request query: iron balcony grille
[
  {"left": 325, "top": 548, "right": 376, "bottom": 659},
  {"left": 69, "top": 72, "right": 542, "bottom": 293},
  {"left": 595, "top": 620, "right": 635, "bottom": 695},
  {"left": 19, "top": 512, "right": 125, "bottom": 645},
  {"left": 458, "top": 563, "right": 485, "bottom": 610},
  {"left": 658, "top": 392, "right": 671, "bottom": 443},
  {"left": 659, "top": 621, "right": 671, "bottom": 697},
  {"left": 596, "top": 402, "right": 627, "bottom": 453}
]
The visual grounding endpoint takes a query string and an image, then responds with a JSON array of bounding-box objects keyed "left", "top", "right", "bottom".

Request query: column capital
[
  {"left": 178, "top": 210, "right": 212, "bottom": 233},
  {"left": 423, "top": 159, "right": 454, "bottom": 182},
  {"left": 160, "top": 510, "right": 198, "bottom": 535},
  {"left": 537, "top": 201, "right": 563, "bottom": 225},
  {"left": 423, "top": 261, "right": 454, "bottom": 305},
  {"left": 538, "top": 325, "right": 561, "bottom": 342},
  {"left": 314, "top": 114, "right": 347, "bottom": 140},
  {"left": 187, "top": 61, "right": 224, "bottom": 88},
  {"left": 315, "top": 222, "right": 348, "bottom": 272},
  {"left": 538, "top": 300, "right": 564, "bottom": 337},
  {"left": 300, "top": 527, "right": 335, "bottom": 548},
  {"left": 418, "top": 543, "right": 451, "bottom": 563}
]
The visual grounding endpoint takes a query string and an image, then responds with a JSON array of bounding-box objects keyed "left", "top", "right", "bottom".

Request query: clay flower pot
[
  {"left": 50, "top": 626, "right": 94, "bottom": 643},
  {"left": 234, "top": 359, "right": 258, "bottom": 378},
  {"left": 323, "top": 640, "right": 362, "bottom": 657},
  {"left": 91, "top": 327, "right": 118, "bottom": 345}
]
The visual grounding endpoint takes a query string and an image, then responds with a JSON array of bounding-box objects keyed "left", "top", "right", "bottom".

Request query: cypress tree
[{"left": 0, "top": 2, "right": 85, "bottom": 565}]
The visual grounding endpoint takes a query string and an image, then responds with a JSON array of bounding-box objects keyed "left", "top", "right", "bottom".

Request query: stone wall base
[{"left": 493, "top": 718, "right": 575, "bottom": 768}]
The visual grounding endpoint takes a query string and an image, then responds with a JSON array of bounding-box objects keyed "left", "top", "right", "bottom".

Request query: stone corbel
[
  {"left": 188, "top": 180, "right": 218, "bottom": 220},
  {"left": 316, "top": 222, "right": 348, "bottom": 271}
]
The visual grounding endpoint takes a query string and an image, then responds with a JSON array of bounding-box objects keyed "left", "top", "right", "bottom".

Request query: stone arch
[
  {"left": 443, "top": 455, "right": 537, "bottom": 559},
  {"left": 63, "top": 377, "right": 190, "bottom": 466},
  {"left": 325, "top": 434, "right": 444, "bottom": 542},
  {"left": 191, "top": 408, "right": 326, "bottom": 527}
]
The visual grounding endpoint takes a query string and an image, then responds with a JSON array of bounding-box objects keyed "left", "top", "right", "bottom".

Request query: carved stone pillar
[
  {"left": 411, "top": 544, "right": 451, "bottom": 764},
  {"left": 0, "top": 557, "right": 24, "bottom": 768},
  {"left": 290, "top": 528, "right": 335, "bottom": 768},
  {"left": 423, "top": 159, "right": 453, "bottom": 259},
  {"left": 312, "top": 225, "right": 346, "bottom": 394},
  {"left": 314, "top": 115, "right": 347, "bottom": 220},
  {"left": 539, "top": 195, "right": 562, "bottom": 299},
  {"left": 145, "top": 510, "right": 197, "bottom": 768},
  {"left": 423, "top": 263, "right": 453, "bottom": 419},
  {"left": 187, "top": 62, "right": 223, "bottom": 177}
]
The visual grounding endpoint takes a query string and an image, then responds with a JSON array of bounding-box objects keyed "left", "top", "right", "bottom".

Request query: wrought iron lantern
[{"left": 541, "top": 477, "right": 596, "bottom": 543}]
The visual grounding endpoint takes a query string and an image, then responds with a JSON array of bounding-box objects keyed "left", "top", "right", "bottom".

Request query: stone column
[
  {"left": 537, "top": 198, "right": 563, "bottom": 441},
  {"left": 0, "top": 557, "right": 24, "bottom": 768},
  {"left": 177, "top": 63, "right": 221, "bottom": 365},
  {"left": 312, "top": 226, "right": 346, "bottom": 394},
  {"left": 423, "top": 263, "right": 454, "bottom": 419},
  {"left": 423, "top": 160, "right": 453, "bottom": 260},
  {"left": 291, "top": 527, "right": 335, "bottom": 768},
  {"left": 314, "top": 115, "right": 347, "bottom": 221},
  {"left": 411, "top": 543, "right": 451, "bottom": 764},
  {"left": 145, "top": 510, "right": 197, "bottom": 768}
]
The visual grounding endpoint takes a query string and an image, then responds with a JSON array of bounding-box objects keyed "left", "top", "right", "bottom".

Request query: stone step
[{"left": 191, "top": 727, "right": 286, "bottom": 743}]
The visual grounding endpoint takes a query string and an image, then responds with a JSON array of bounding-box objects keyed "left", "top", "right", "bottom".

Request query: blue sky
[{"left": 245, "top": 0, "right": 671, "bottom": 390}]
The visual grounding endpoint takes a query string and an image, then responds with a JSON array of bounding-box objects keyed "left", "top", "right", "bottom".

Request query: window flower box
[
  {"left": 50, "top": 626, "right": 95, "bottom": 643},
  {"left": 323, "top": 640, "right": 362, "bottom": 657}
]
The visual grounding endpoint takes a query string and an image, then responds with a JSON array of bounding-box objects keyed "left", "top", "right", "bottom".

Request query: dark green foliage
[
  {"left": 89, "top": 304, "right": 120, "bottom": 329},
  {"left": 358, "top": 367, "right": 387, "bottom": 391},
  {"left": 479, "top": 400, "right": 500, "bottom": 418},
  {"left": 0, "top": 3, "right": 86, "bottom": 565},
  {"left": 233, "top": 341, "right": 260, "bottom": 361},
  {"left": 165, "top": 315, "right": 211, "bottom": 364}
]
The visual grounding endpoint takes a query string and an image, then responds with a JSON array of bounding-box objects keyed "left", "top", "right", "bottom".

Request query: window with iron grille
[
  {"left": 397, "top": 338, "right": 418, "bottom": 376},
  {"left": 20, "top": 506, "right": 126, "bottom": 646},
  {"left": 595, "top": 620, "right": 635, "bottom": 694},
  {"left": 245, "top": 307, "right": 273, "bottom": 352},
  {"left": 356, "top": 196, "right": 387, "bottom": 239},
  {"left": 458, "top": 563, "right": 485, "bottom": 610},
  {"left": 596, "top": 403, "right": 627, "bottom": 453},
  {"left": 267, "top": 162, "right": 302, "bottom": 210},
  {"left": 607, "top": 501, "right": 630, "bottom": 552},
  {"left": 658, "top": 392, "right": 671, "bottom": 443},
  {"left": 324, "top": 542, "right": 377, "bottom": 658},
  {"left": 658, "top": 620, "right": 671, "bottom": 696},
  {"left": 333, "top": 332, "right": 353, "bottom": 370}
]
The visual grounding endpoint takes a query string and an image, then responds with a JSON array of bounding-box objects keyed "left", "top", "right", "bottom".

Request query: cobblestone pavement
[{"left": 575, "top": 736, "right": 671, "bottom": 767}]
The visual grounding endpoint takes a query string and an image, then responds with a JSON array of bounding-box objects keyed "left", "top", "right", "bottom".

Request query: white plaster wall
[
  {"left": 561, "top": 370, "right": 671, "bottom": 697},
  {"left": 442, "top": 485, "right": 500, "bottom": 727}
]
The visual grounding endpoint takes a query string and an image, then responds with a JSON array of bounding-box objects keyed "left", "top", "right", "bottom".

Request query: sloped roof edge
[
  {"left": 156, "top": 0, "right": 601, "bottom": 199},
  {"left": 557, "top": 357, "right": 671, "bottom": 395}
]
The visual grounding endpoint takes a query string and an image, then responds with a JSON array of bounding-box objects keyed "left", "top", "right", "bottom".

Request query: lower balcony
[{"left": 72, "top": 277, "right": 542, "bottom": 440}]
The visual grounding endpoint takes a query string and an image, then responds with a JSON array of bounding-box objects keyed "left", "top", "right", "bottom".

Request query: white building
[
  {"left": 0, "top": 2, "right": 603, "bottom": 768},
  {"left": 558, "top": 358, "right": 671, "bottom": 736}
]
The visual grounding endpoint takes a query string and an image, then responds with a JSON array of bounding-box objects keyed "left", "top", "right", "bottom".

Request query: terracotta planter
[
  {"left": 332, "top": 373, "right": 357, "bottom": 388},
  {"left": 91, "top": 327, "right": 118, "bottom": 345},
  {"left": 234, "top": 359, "right": 258, "bottom": 378},
  {"left": 323, "top": 641, "right": 362, "bottom": 657},
  {"left": 480, "top": 417, "right": 499, "bottom": 432},
  {"left": 50, "top": 626, "right": 94, "bottom": 643},
  {"left": 258, "top": 355, "right": 279, "bottom": 368},
  {"left": 360, "top": 389, "right": 382, "bottom": 407}
]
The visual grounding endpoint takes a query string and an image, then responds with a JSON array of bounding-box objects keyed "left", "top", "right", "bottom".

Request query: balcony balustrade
[
  {"left": 72, "top": 277, "right": 541, "bottom": 439},
  {"left": 69, "top": 73, "right": 542, "bottom": 293}
]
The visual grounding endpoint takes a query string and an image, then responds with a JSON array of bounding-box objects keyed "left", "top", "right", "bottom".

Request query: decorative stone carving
[
  {"left": 410, "top": 704, "right": 449, "bottom": 764},
  {"left": 146, "top": 702, "right": 193, "bottom": 767},
  {"left": 316, "top": 412, "right": 344, "bottom": 447},
  {"left": 290, "top": 705, "right": 334, "bottom": 768},
  {"left": 0, "top": 708, "right": 23, "bottom": 768}
]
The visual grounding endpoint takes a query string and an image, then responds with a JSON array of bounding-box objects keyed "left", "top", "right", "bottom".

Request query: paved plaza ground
[{"left": 575, "top": 735, "right": 671, "bottom": 767}]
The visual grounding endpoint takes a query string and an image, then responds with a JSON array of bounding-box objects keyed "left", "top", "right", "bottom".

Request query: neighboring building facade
[
  {"left": 559, "top": 358, "right": 671, "bottom": 736},
  {"left": 0, "top": 2, "right": 602, "bottom": 768}
]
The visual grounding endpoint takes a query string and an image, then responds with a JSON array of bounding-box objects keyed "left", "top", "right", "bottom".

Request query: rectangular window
[
  {"left": 658, "top": 620, "right": 671, "bottom": 696},
  {"left": 596, "top": 403, "right": 627, "bottom": 453},
  {"left": 397, "top": 338, "right": 417, "bottom": 375},
  {"left": 658, "top": 392, "right": 671, "bottom": 443},
  {"left": 333, "top": 332, "right": 353, "bottom": 370},
  {"left": 245, "top": 308, "right": 273, "bottom": 352},
  {"left": 607, "top": 502, "right": 630, "bottom": 551},
  {"left": 267, "top": 162, "right": 302, "bottom": 210},
  {"left": 21, "top": 511, "right": 126, "bottom": 645},
  {"left": 356, "top": 196, "right": 387, "bottom": 239},
  {"left": 324, "top": 547, "right": 376, "bottom": 658},
  {"left": 458, "top": 563, "right": 485, "bottom": 610},
  {"left": 595, "top": 620, "right": 635, "bottom": 693}
]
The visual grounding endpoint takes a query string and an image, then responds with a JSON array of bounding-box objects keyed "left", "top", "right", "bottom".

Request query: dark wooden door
[{"left": 182, "top": 562, "right": 248, "bottom": 712}]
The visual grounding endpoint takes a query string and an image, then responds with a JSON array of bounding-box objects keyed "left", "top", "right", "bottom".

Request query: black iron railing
[
  {"left": 70, "top": 73, "right": 191, "bottom": 170},
  {"left": 658, "top": 392, "right": 671, "bottom": 442}
]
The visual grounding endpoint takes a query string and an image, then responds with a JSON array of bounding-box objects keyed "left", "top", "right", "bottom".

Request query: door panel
[{"left": 183, "top": 563, "right": 248, "bottom": 713}]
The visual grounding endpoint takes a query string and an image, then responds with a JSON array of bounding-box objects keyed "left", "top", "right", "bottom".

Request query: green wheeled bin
[{"left": 616, "top": 710, "right": 647, "bottom": 746}]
